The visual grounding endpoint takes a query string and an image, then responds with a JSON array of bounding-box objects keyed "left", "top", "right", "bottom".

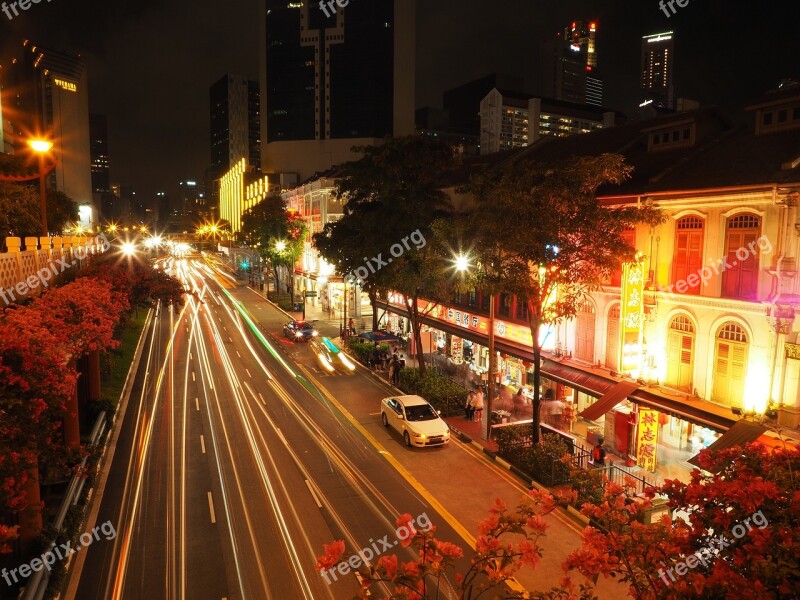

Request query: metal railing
[
  {"left": 21, "top": 412, "right": 107, "bottom": 600},
  {"left": 594, "top": 464, "right": 655, "bottom": 496}
]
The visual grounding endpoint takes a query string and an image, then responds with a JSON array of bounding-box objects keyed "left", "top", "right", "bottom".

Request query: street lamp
[
  {"left": 27, "top": 138, "right": 53, "bottom": 236},
  {"left": 455, "top": 253, "right": 496, "bottom": 441}
]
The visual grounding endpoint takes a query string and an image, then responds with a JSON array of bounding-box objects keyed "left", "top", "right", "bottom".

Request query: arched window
[
  {"left": 722, "top": 214, "right": 761, "bottom": 300},
  {"left": 712, "top": 322, "right": 748, "bottom": 407},
  {"left": 575, "top": 299, "right": 596, "bottom": 363},
  {"left": 605, "top": 304, "right": 620, "bottom": 371},
  {"left": 673, "top": 216, "right": 704, "bottom": 295},
  {"left": 666, "top": 314, "right": 695, "bottom": 391}
]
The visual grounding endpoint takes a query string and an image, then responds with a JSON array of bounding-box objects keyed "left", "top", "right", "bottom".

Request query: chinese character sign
[
  {"left": 636, "top": 409, "right": 659, "bottom": 472},
  {"left": 620, "top": 261, "right": 645, "bottom": 373}
]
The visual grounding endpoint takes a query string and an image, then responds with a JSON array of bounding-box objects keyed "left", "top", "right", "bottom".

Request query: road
[{"left": 72, "top": 257, "right": 490, "bottom": 600}]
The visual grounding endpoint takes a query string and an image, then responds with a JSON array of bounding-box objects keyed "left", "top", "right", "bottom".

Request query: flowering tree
[
  {"left": 561, "top": 442, "right": 800, "bottom": 599},
  {"left": 0, "top": 316, "right": 76, "bottom": 551},
  {"left": 316, "top": 490, "right": 565, "bottom": 599}
]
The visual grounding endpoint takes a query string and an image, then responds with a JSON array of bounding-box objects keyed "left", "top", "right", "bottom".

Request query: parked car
[
  {"left": 283, "top": 320, "right": 319, "bottom": 342},
  {"left": 309, "top": 337, "right": 357, "bottom": 373},
  {"left": 381, "top": 395, "right": 450, "bottom": 447}
]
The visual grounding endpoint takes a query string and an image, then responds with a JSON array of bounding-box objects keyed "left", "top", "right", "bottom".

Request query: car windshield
[
  {"left": 298, "top": 322, "right": 314, "bottom": 330},
  {"left": 404, "top": 404, "right": 438, "bottom": 422}
]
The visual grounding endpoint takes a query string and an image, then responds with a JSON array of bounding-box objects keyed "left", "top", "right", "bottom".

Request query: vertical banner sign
[
  {"left": 636, "top": 409, "right": 659, "bottom": 472},
  {"left": 620, "top": 261, "right": 645, "bottom": 373}
]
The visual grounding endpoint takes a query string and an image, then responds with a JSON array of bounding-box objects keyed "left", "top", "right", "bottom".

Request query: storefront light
[{"left": 744, "top": 361, "right": 770, "bottom": 414}]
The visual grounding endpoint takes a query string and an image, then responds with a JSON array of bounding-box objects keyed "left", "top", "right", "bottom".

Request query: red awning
[
  {"left": 579, "top": 380, "right": 640, "bottom": 421},
  {"left": 687, "top": 420, "right": 767, "bottom": 470}
]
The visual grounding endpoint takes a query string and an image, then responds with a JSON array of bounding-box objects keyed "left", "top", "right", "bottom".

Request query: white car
[{"left": 381, "top": 395, "right": 450, "bottom": 448}]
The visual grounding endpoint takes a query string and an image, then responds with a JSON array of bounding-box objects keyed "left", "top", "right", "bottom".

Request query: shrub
[
  {"left": 496, "top": 424, "right": 571, "bottom": 486},
  {"left": 396, "top": 368, "right": 467, "bottom": 417},
  {"left": 344, "top": 339, "right": 390, "bottom": 365}
]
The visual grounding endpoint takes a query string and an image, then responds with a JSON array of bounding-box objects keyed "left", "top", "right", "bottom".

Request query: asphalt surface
[{"left": 71, "top": 257, "right": 495, "bottom": 600}]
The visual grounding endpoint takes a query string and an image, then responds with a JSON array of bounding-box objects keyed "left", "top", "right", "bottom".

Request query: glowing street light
[
  {"left": 454, "top": 253, "right": 471, "bottom": 272},
  {"left": 27, "top": 138, "right": 54, "bottom": 236},
  {"left": 121, "top": 242, "right": 137, "bottom": 256},
  {"left": 275, "top": 240, "right": 287, "bottom": 252}
]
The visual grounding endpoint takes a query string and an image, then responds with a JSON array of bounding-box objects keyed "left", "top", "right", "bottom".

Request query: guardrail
[{"left": 21, "top": 412, "right": 107, "bottom": 600}]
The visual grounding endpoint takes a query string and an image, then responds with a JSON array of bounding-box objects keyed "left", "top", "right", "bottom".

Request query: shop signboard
[
  {"left": 620, "top": 261, "right": 645, "bottom": 374},
  {"left": 635, "top": 408, "right": 659, "bottom": 472}
]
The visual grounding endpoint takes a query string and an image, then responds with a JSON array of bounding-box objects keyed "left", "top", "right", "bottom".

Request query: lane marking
[
  {"left": 236, "top": 350, "right": 241, "bottom": 358},
  {"left": 298, "top": 365, "right": 477, "bottom": 548},
  {"left": 276, "top": 428, "right": 288, "bottom": 446},
  {"left": 258, "top": 393, "right": 265, "bottom": 404},
  {"left": 207, "top": 492, "right": 216, "bottom": 524},
  {"left": 368, "top": 412, "right": 381, "bottom": 416},
  {"left": 245, "top": 368, "right": 252, "bottom": 378},
  {"left": 191, "top": 372, "right": 196, "bottom": 382},
  {"left": 195, "top": 397, "right": 199, "bottom": 411},
  {"left": 200, "top": 435, "right": 206, "bottom": 454},
  {"left": 189, "top": 352, "right": 193, "bottom": 361},
  {"left": 304, "top": 479, "right": 322, "bottom": 509}
]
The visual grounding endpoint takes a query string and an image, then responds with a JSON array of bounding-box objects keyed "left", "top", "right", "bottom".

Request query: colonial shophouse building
[{"left": 372, "top": 84, "right": 800, "bottom": 484}]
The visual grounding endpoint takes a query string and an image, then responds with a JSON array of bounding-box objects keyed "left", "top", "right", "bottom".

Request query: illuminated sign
[
  {"left": 645, "top": 32, "right": 673, "bottom": 43},
  {"left": 54, "top": 78, "right": 77, "bottom": 92},
  {"left": 635, "top": 409, "right": 659, "bottom": 472},
  {"left": 620, "top": 261, "right": 645, "bottom": 374},
  {"left": 385, "top": 294, "right": 556, "bottom": 350}
]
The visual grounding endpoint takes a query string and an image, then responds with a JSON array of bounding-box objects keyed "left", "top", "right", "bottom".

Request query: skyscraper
[
  {"left": 209, "top": 74, "right": 261, "bottom": 172},
  {"left": 89, "top": 114, "right": 111, "bottom": 194},
  {"left": 259, "top": 0, "right": 415, "bottom": 180},
  {"left": 641, "top": 32, "right": 675, "bottom": 110},
  {"left": 541, "top": 21, "right": 602, "bottom": 107},
  {"left": 0, "top": 40, "right": 95, "bottom": 226}
]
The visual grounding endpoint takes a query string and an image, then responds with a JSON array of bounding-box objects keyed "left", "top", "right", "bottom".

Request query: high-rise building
[
  {"left": 259, "top": 0, "right": 415, "bottom": 180},
  {"left": 0, "top": 40, "right": 95, "bottom": 227},
  {"left": 89, "top": 113, "right": 114, "bottom": 221},
  {"left": 479, "top": 88, "right": 619, "bottom": 154},
  {"left": 442, "top": 73, "right": 524, "bottom": 141},
  {"left": 641, "top": 31, "right": 675, "bottom": 110},
  {"left": 210, "top": 74, "right": 261, "bottom": 172},
  {"left": 541, "top": 21, "right": 602, "bottom": 107}
]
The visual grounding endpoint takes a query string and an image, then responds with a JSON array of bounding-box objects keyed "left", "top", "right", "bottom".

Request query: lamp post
[
  {"left": 28, "top": 138, "right": 53, "bottom": 236},
  {"left": 455, "top": 254, "right": 496, "bottom": 440}
]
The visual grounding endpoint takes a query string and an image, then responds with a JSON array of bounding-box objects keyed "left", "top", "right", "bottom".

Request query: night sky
[{"left": 1, "top": 0, "right": 797, "bottom": 207}]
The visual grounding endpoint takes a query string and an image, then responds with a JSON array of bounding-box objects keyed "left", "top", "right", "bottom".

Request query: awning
[
  {"left": 358, "top": 331, "right": 401, "bottom": 343},
  {"left": 579, "top": 380, "right": 640, "bottom": 421},
  {"left": 687, "top": 420, "right": 767, "bottom": 470}
]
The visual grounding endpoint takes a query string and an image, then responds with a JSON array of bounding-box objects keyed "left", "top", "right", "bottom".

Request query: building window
[
  {"left": 763, "top": 112, "right": 773, "bottom": 126},
  {"left": 466, "top": 289, "right": 477, "bottom": 308},
  {"left": 605, "top": 304, "right": 620, "bottom": 371},
  {"left": 721, "top": 214, "right": 761, "bottom": 300},
  {"left": 515, "top": 298, "right": 529, "bottom": 322},
  {"left": 712, "top": 322, "right": 748, "bottom": 408},
  {"left": 498, "top": 293, "right": 513, "bottom": 318},
  {"left": 673, "top": 216, "right": 704, "bottom": 295},
  {"left": 666, "top": 314, "right": 695, "bottom": 391},
  {"left": 574, "top": 299, "right": 596, "bottom": 363}
]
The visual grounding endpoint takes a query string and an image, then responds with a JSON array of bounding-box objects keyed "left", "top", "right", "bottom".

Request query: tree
[
  {"left": 316, "top": 490, "right": 565, "bottom": 599},
  {"left": 561, "top": 442, "right": 799, "bottom": 599},
  {"left": 0, "top": 182, "right": 78, "bottom": 238},
  {"left": 468, "top": 154, "right": 661, "bottom": 443},
  {"left": 240, "top": 195, "right": 307, "bottom": 296},
  {"left": 0, "top": 316, "right": 76, "bottom": 552},
  {"left": 314, "top": 136, "right": 458, "bottom": 374}
]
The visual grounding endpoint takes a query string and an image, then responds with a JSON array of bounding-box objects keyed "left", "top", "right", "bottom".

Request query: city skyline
[{"left": 0, "top": 0, "right": 796, "bottom": 210}]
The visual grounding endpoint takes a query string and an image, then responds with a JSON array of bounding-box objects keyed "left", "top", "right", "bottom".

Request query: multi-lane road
[{"left": 70, "top": 257, "right": 484, "bottom": 600}]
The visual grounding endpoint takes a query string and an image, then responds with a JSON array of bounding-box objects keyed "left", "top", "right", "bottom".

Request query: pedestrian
[
  {"left": 472, "top": 387, "right": 484, "bottom": 422},
  {"left": 388, "top": 354, "right": 398, "bottom": 385},
  {"left": 592, "top": 439, "right": 607, "bottom": 468},
  {"left": 380, "top": 349, "right": 389, "bottom": 371},
  {"left": 465, "top": 390, "right": 475, "bottom": 420},
  {"left": 348, "top": 318, "right": 356, "bottom": 336},
  {"left": 392, "top": 355, "right": 403, "bottom": 386},
  {"left": 369, "top": 345, "right": 380, "bottom": 370}
]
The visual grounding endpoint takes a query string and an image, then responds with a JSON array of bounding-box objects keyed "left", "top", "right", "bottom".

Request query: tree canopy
[
  {"left": 0, "top": 182, "right": 78, "bottom": 238},
  {"left": 467, "top": 154, "right": 662, "bottom": 442}
]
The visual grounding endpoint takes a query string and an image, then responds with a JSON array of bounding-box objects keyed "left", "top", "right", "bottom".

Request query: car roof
[{"left": 392, "top": 395, "right": 429, "bottom": 407}]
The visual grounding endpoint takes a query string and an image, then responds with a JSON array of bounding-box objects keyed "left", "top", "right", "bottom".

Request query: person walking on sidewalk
[
  {"left": 473, "top": 386, "right": 484, "bottom": 422},
  {"left": 388, "top": 354, "right": 398, "bottom": 385},
  {"left": 348, "top": 318, "right": 356, "bottom": 336},
  {"left": 465, "top": 390, "right": 475, "bottom": 420},
  {"left": 592, "top": 439, "right": 607, "bottom": 468}
]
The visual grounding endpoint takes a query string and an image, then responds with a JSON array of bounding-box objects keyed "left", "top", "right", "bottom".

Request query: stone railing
[{"left": 0, "top": 235, "right": 108, "bottom": 306}]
